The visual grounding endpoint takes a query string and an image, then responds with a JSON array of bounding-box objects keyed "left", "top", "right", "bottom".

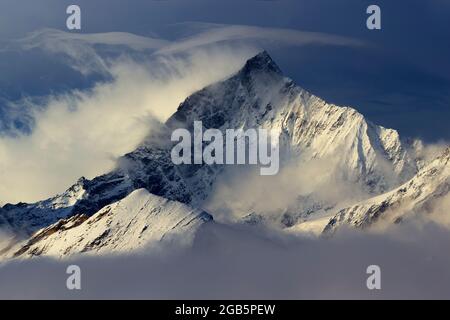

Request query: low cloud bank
[{"left": 1, "top": 221, "right": 450, "bottom": 299}]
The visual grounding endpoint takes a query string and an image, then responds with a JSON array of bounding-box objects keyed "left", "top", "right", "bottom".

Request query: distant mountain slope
[
  {"left": 324, "top": 148, "right": 450, "bottom": 233},
  {"left": 4, "top": 189, "right": 212, "bottom": 259}
]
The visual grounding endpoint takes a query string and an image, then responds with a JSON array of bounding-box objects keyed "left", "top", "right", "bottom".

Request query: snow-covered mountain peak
[
  {"left": 0, "top": 51, "right": 425, "bottom": 256},
  {"left": 170, "top": 52, "right": 417, "bottom": 192}
]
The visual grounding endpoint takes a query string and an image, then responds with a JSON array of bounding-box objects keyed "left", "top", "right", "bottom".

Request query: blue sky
[{"left": 0, "top": 0, "right": 449, "bottom": 141}]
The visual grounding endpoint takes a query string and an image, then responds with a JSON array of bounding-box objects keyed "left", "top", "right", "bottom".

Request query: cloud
[
  {"left": 18, "top": 28, "right": 170, "bottom": 51},
  {"left": 8, "top": 25, "right": 363, "bottom": 76},
  {"left": 429, "top": 195, "right": 450, "bottom": 226},
  {"left": 0, "top": 45, "right": 257, "bottom": 204},
  {"left": 6, "top": 28, "right": 170, "bottom": 76},
  {"left": 156, "top": 23, "right": 365, "bottom": 54},
  {"left": 1, "top": 221, "right": 450, "bottom": 299},
  {"left": 203, "top": 153, "right": 372, "bottom": 226}
]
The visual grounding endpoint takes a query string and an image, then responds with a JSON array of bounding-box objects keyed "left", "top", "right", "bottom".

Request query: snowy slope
[
  {"left": 164, "top": 51, "right": 419, "bottom": 226},
  {"left": 324, "top": 147, "right": 450, "bottom": 233},
  {"left": 5, "top": 189, "right": 212, "bottom": 259},
  {"left": 168, "top": 51, "right": 418, "bottom": 195}
]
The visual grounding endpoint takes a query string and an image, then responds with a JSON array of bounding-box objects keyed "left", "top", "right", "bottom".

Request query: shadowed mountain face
[{"left": 1, "top": 51, "right": 434, "bottom": 258}]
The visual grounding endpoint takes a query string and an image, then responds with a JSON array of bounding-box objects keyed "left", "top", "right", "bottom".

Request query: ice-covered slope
[
  {"left": 324, "top": 147, "right": 450, "bottom": 233},
  {"left": 4, "top": 189, "right": 212, "bottom": 259},
  {"left": 0, "top": 51, "right": 419, "bottom": 238}
]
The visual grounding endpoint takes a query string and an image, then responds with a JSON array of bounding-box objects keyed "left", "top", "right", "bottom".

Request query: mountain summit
[{"left": 239, "top": 50, "right": 283, "bottom": 76}]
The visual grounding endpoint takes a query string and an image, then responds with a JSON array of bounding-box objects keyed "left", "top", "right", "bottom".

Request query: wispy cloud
[
  {"left": 18, "top": 28, "right": 170, "bottom": 51},
  {"left": 156, "top": 23, "right": 365, "bottom": 54},
  {"left": 5, "top": 28, "right": 170, "bottom": 76},
  {"left": 0, "top": 46, "right": 256, "bottom": 204}
]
